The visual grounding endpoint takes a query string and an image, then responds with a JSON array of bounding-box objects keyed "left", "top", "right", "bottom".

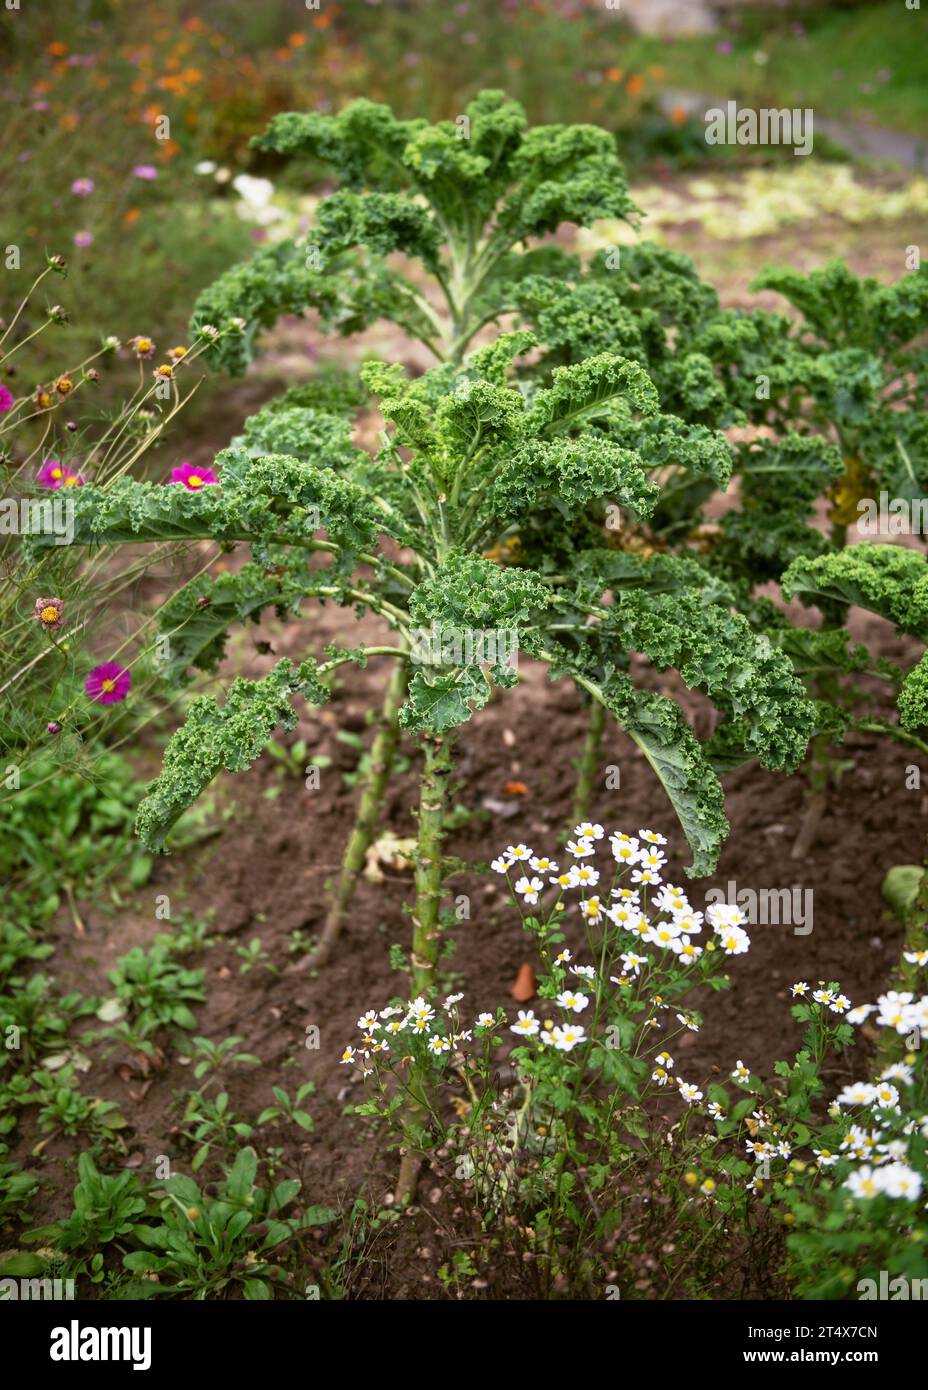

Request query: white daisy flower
[
  {"left": 514, "top": 875, "right": 544, "bottom": 904},
  {"left": 844, "top": 1165, "right": 881, "bottom": 1199},
  {"left": 620, "top": 950, "right": 649, "bottom": 976},
  {"left": 579, "top": 895, "right": 605, "bottom": 923},
  {"left": 836, "top": 1082, "right": 876, "bottom": 1106},
  {"left": 877, "top": 1162, "right": 922, "bottom": 1200},
  {"left": 611, "top": 839, "right": 641, "bottom": 867},
  {"left": 644, "top": 918, "right": 682, "bottom": 949},
  {"left": 556, "top": 990, "right": 589, "bottom": 1013},
  {"left": 670, "top": 935, "right": 703, "bottom": 962},
  {"left": 551, "top": 1023, "right": 587, "bottom": 1052},
  {"left": 718, "top": 925, "right": 751, "bottom": 956},
  {"left": 573, "top": 822, "right": 604, "bottom": 841},
  {"left": 511, "top": 1010, "right": 540, "bottom": 1037},
  {"left": 572, "top": 863, "right": 600, "bottom": 887}
]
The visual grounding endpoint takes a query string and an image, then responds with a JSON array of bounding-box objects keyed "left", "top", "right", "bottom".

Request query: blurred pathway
[{"left": 661, "top": 87, "right": 928, "bottom": 170}]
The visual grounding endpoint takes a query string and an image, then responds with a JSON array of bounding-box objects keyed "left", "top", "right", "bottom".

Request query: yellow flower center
[
  {"left": 101, "top": 678, "right": 116, "bottom": 692},
  {"left": 187, "top": 475, "right": 202, "bottom": 488},
  {"left": 50, "top": 467, "right": 63, "bottom": 479},
  {"left": 40, "top": 605, "right": 58, "bottom": 624}
]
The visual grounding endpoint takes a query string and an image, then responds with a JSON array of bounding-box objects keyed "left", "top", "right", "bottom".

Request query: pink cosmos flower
[
  {"left": 34, "top": 596, "right": 65, "bottom": 630},
  {"left": 74, "top": 231, "right": 93, "bottom": 248},
  {"left": 132, "top": 164, "right": 158, "bottom": 180},
  {"left": 0, "top": 384, "right": 13, "bottom": 413},
  {"left": 85, "top": 662, "right": 131, "bottom": 704},
  {"left": 62, "top": 469, "right": 85, "bottom": 488},
  {"left": 170, "top": 462, "right": 217, "bottom": 490},
  {"left": 38, "top": 458, "right": 67, "bottom": 488},
  {"left": 47, "top": 721, "right": 62, "bottom": 734},
  {"left": 71, "top": 177, "right": 95, "bottom": 196}
]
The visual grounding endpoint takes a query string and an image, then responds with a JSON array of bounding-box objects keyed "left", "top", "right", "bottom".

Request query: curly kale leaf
[
  {"left": 232, "top": 403, "right": 362, "bottom": 469},
  {"left": 716, "top": 434, "right": 844, "bottom": 582},
  {"left": 157, "top": 554, "right": 336, "bottom": 684},
  {"left": 567, "top": 665, "right": 728, "bottom": 877},
  {"left": 400, "top": 555, "right": 549, "bottom": 734},
  {"left": 136, "top": 658, "right": 330, "bottom": 851},
  {"left": 314, "top": 189, "right": 442, "bottom": 270},
  {"left": 189, "top": 241, "right": 336, "bottom": 375},
  {"left": 899, "top": 655, "right": 928, "bottom": 734},
  {"left": 527, "top": 353, "right": 659, "bottom": 434},
  {"left": 29, "top": 453, "right": 383, "bottom": 560},
  {"left": 603, "top": 589, "right": 817, "bottom": 772},
  {"left": 782, "top": 545, "right": 928, "bottom": 641},
  {"left": 752, "top": 259, "right": 928, "bottom": 356},
  {"left": 482, "top": 434, "right": 659, "bottom": 534}
]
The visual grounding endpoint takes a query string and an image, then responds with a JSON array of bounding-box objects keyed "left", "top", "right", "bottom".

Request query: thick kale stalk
[{"left": 308, "top": 657, "right": 408, "bottom": 969}]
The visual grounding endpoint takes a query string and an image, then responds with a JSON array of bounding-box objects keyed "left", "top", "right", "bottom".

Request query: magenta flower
[
  {"left": 34, "top": 596, "right": 65, "bottom": 631},
  {"left": 38, "top": 458, "right": 67, "bottom": 489},
  {"left": 73, "top": 230, "right": 93, "bottom": 248},
  {"left": 0, "top": 384, "right": 13, "bottom": 413},
  {"left": 85, "top": 662, "right": 131, "bottom": 704},
  {"left": 62, "top": 469, "right": 85, "bottom": 488},
  {"left": 132, "top": 164, "right": 158, "bottom": 181},
  {"left": 71, "top": 177, "right": 95, "bottom": 196},
  {"left": 47, "top": 721, "right": 62, "bottom": 734},
  {"left": 716, "top": 40, "right": 733, "bottom": 55},
  {"left": 170, "top": 461, "right": 217, "bottom": 491}
]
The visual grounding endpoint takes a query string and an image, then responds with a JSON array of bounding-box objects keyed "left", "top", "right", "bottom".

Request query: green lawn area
[{"left": 622, "top": 2, "right": 927, "bottom": 138}]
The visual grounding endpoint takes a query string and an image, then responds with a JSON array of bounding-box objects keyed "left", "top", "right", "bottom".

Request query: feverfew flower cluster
[
  {"left": 340, "top": 993, "right": 489, "bottom": 1075},
  {"left": 494, "top": 826, "right": 752, "bottom": 973},
  {"left": 815, "top": 979, "right": 928, "bottom": 1203}
]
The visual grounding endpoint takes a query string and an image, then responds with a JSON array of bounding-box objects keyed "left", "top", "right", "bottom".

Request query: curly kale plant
[
  {"left": 43, "top": 332, "right": 819, "bottom": 970},
  {"left": 191, "top": 89, "right": 638, "bottom": 372}
]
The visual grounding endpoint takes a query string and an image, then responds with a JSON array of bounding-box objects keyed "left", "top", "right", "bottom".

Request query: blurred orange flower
[
  {"left": 288, "top": 32, "right": 306, "bottom": 47},
  {"left": 626, "top": 73, "right": 645, "bottom": 96},
  {"left": 123, "top": 208, "right": 141, "bottom": 225},
  {"left": 47, "top": 42, "right": 67, "bottom": 57}
]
